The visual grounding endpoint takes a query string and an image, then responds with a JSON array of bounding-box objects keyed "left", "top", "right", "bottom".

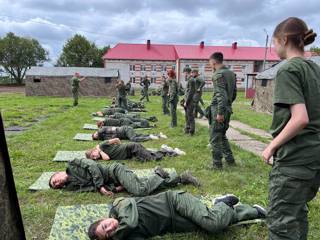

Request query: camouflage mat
[
  {"left": 49, "top": 196, "right": 265, "bottom": 240},
  {"left": 83, "top": 124, "right": 98, "bottom": 130},
  {"left": 92, "top": 117, "right": 105, "bottom": 121},
  {"left": 53, "top": 151, "right": 87, "bottom": 162},
  {"left": 73, "top": 133, "right": 93, "bottom": 141},
  {"left": 29, "top": 168, "right": 177, "bottom": 191}
]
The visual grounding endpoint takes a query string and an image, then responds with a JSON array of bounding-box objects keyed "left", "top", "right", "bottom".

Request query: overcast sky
[{"left": 1, "top": 0, "right": 319, "bottom": 65}]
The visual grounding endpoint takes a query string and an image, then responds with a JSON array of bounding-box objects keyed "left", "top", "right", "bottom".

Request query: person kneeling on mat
[{"left": 88, "top": 190, "right": 266, "bottom": 240}]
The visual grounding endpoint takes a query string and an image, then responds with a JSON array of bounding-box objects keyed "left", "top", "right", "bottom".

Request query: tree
[
  {"left": 0, "top": 32, "right": 48, "bottom": 84},
  {"left": 310, "top": 46, "right": 320, "bottom": 56},
  {"left": 57, "top": 34, "right": 109, "bottom": 67}
]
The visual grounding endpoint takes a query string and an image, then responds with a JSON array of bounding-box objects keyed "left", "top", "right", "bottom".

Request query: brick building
[{"left": 103, "top": 40, "right": 280, "bottom": 89}]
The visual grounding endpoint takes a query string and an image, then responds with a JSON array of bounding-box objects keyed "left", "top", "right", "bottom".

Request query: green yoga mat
[
  {"left": 53, "top": 151, "right": 87, "bottom": 162},
  {"left": 29, "top": 168, "right": 177, "bottom": 191},
  {"left": 83, "top": 124, "right": 98, "bottom": 130},
  {"left": 49, "top": 198, "right": 265, "bottom": 240},
  {"left": 74, "top": 133, "right": 93, "bottom": 141}
]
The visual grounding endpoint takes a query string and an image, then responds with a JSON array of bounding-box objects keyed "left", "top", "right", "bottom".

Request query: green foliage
[
  {"left": 56, "top": 34, "right": 109, "bottom": 67},
  {"left": 0, "top": 32, "right": 48, "bottom": 84},
  {"left": 310, "top": 46, "right": 320, "bottom": 55}
]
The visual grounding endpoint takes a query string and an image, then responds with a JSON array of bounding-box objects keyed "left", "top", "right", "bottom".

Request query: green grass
[
  {"left": 2, "top": 93, "right": 320, "bottom": 240},
  {"left": 202, "top": 91, "right": 273, "bottom": 132}
]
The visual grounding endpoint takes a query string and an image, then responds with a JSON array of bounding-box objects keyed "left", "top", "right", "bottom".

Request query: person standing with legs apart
[
  {"left": 167, "top": 70, "right": 178, "bottom": 128},
  {"left": 161, "top": 75, "right": 170, "bottom": 115},
  {"left": 140, "top": 77, "right": 150, "bottom": 102},
  {"left": 208, "top": 52, "right": 237, "bottom": 169},
  {"left": 183, "top": 67, "right": 196, "bottom": 135},
  {"left": 261, "top": 17, "right": 320, "bottom": 240},
  {"left": 70, "top": 72, "right": 86, "bottom": 106},
  {"left": 116, "top": 80, "right": 128, "bottom": 110},
  {"left": 192, "top": 69, "right": 206, "bottom": 118}
]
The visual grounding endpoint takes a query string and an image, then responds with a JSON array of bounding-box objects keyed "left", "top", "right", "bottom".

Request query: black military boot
[
  {"left": 226, "top": 158, "right": 236, "bottom": 167},
  {"left": 154, "top": 166, "right": 169, "bottom": 179},
  {"left": 212, "top": 160, "right": 223, "bottom": 170},
  {"left": 213, "top": 194, "right": 239, "bottom": 208},
  {"left": 180, "top": 171, "right": 201, "bottom": 187}
]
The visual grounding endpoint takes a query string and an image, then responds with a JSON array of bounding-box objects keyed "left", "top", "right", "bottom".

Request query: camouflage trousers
[
  {"left": 117, "top": 96, "right": 128, "bottom": 110},
  {"left": 169, "top": 97, "right": 178, "bottom": 127},
  {"left": 168, "top": 190, "right": 259, "bottom": 233},
  {"left": 267, "top": 165, "right": 320, "bottom": 240},
  {"left": 72, "top": 88, "right": 79, "bottom": 106},
  {"left": 209, "top": 106, "right": 234, "bottom": 166},
  {"left": 184, "top": 103, "right": 195, "bottom": 134},
  {"left": 162, "top": 95, "right": 170, "bottom": 115},
  {"left": 125, "top": 128, "right": 151, "bottom": 142},
  {"left": 112, "top": 163, "right": 179, "bottom": 196},
  {"left": 140, "top": 89, "right": 149, "bottom": 102}
]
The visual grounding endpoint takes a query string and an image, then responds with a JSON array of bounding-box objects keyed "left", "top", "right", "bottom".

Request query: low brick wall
[
  {"left": 253, "top": 79, "right": 274, "bottom": 114},
  {"left": 25, "top": 76, "right": 118, "bottom": 97}
]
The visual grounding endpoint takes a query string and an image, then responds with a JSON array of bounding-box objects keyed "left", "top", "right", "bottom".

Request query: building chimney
[
  {"left": 232, "top": 42, "right": 237, "bottom": 50},
  {"left": 147, "top": 40, "right": 151, "bottom": 50},
  {"left": 200, "top": 41, "right": 204, "bottom": 49}
]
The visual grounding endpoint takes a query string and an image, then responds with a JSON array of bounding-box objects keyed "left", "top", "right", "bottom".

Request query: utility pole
[{"left": 263, "top": 29, "right": 269, "bottom": 71}]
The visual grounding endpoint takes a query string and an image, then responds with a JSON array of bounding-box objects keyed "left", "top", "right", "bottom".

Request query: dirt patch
[{"left": 0, "top": 85, "right": 25, "bottom": 93}]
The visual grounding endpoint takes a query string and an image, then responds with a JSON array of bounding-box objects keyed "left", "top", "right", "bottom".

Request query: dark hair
[
  {"left": 183, "top": 67, "right": 191, "bottom": 73},
  {"left": 273, "top": 17, "right": 317, "bottom": 51},
  {"left": 85, "top": 149, "right": 93, "bottom": 159},
  {"left": 88, "top": 219, "right": 104, "bottom": 240},
  {"left": 210, "top": 52, "right": 223, "bottom": 63},
  {"left": 192, "top": 69, "right": 199, "bottom": 73},
  {"left": 167, "top": 69, "right": 176, "bottom": 78},
  {"left": 92, "top": 132, "right": 98, "bottom": 140},
  {"left": 49, "top": 172, "right": 59, "bottom": 189}
]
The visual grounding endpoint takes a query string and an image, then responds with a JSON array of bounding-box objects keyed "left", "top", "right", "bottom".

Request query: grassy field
[{"left": 1, "top": 92, "right": 320, "bottom": 240}]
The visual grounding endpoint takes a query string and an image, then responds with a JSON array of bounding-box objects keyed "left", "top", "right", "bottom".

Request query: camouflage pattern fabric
[
  {"left": 73, "top": 134, "right": 92, "bottom": 141},
  {"left": 83, "top": 124, "right": 98, "bottom": 130},
  {"left": 92, "top": 117, "right": 105, "bottom": 121},
  {"left": 53, "top": 151, "right": 87, "bottom": 162},
  {"left": 29, "top": 168, "right": 177, "bottom": 191},
  {"left": 48, "top": 195, "right": 264, "bottom": 240}
]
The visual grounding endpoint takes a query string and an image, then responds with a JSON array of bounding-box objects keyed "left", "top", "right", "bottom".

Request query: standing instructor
[{"left": 70, "top": 72, "right": 86, "bottom": 106}]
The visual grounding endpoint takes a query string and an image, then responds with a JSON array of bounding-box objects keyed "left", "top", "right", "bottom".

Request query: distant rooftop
[
  {"left": 103, "top": 41, "right": 280, "bottom": 61},
  {"left": 26, "top": 67, "right": 119, "bottom": 77},
  {"left": 256, "top": 56, "right": 320, "bottom": 80}
]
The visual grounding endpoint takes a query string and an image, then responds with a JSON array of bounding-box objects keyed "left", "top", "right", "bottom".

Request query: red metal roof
[
  {"left": 103, "top": 43, "right": 280, "bottom": 61},
  {"left": 103, "top": 43, "right": 177, "bottom": 61}
]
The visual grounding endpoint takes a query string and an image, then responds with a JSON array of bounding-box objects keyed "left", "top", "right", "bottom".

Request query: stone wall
[
  {"left": 253, "top": 79, "right": 274, "bottom": 114},
  {"left": 25, "top": 76, "right": 118, "bottom": 97}
]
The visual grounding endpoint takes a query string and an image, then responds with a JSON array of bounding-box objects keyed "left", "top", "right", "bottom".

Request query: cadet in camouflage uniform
[
  {"left": 94, "top": 107, "right": 126, "bottom": 117},
  {"left": 161, "top": 76, "right": 170, "bottom": 115},
  {"left": 70, "top": 72, "right": 86, "bottom": 106},
  {"left": 140, "top": 77, "right": 150, "bottom": 102},
  {"left": 262, "top": 18, "right": 320, "bottom": 240},
  {"left": 183, "top": 67, "right": 196, "bottom": 135},
  {"left": 192, "top": 70, "right": 206, "bottom": 118},
  {"left": 88, "top": 191, "right": 266, "bottom": 240},
  {"left": 167, "top": 70, "right": 179, "bottom": 127},
  {"left": 85, "top": 138, "right": 184, "bottom": 162},
  {"left": 116, "top": 80, "right": 128, "bottom": 110},
  {"left": 208, "top": 52, "right": 237, "bottom": 169},
  {"left": 92, "top": 126, "right": 166, "bottom": 142},
  {"left": 96, "top": 117, "right": 154, "bottom": 129},
  {"left": 49, "top": 158, "right": 199, "bottom": 196},
  {"left": 110, "top": 112, "right": 158, "bottom": 123}
]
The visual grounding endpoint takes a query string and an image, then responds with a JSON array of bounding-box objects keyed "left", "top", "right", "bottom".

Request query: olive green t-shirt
[
  {"left": 270, "top": 57, "right": 320, "bottom": 169},
  {"left": 99, "top": 140, "right": 129, "bottom": 160},
  {"left": 70, "top": 76, "right": 80, "bottom": 89}
]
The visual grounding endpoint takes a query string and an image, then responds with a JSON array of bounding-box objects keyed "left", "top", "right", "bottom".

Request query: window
[
  {"left": 261, "top": 79, "right": 268, "bottom": 87},
  {"left": 150, "top": 77, "right": 156, "bottom": 84},
  {"left": 161, "top": 65, "right": 166, "bottom": 72},
  {"left": 130, "top": 77, "right": 136, "bottom": 83},
  {"left": 141, "top": 65, "right": 146, "bottom": 71},
  {"left": 33, "top": 78, "right": 41, "bottom": 83},
  {"left": 185, "top": 64, "right": 190, "bottom": 68},
  {"left": 130, "top": 65, "right": 135, "bottom": 71},
  {"left": 151, "top": 65, "right": 157, "bottom": 71},
  {"left": 172, "top": 65, "right": 176, "bottom": 70},
  {"left": 104, "top": 77, "right": 112, "bottom": 83}
]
